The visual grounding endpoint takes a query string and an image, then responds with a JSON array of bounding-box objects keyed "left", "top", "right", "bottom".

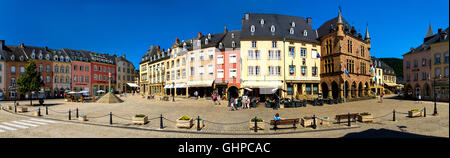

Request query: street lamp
[
  {"left": 433, "top": 74, "right": 442, "bottom": 116},
  {"left": 172, "top": 82, "right": 175, "bottom": 102}
]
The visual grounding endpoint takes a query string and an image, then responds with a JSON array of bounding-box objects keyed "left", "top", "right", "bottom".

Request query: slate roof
[
  {"left": 82, "top": 50, "right": 116, "bottom": 65},
  {"left": 3, "top": 46, "right": 25, "bottom": 62},
  {"left": 404, "top": 27, "right": 448, "bottom": 55},
  {"left": 371, "top": 57, "right": 395, "bottom": 75},
  {"left": 140, "top": 45, "right": 169, "bottom": 64},
  {"left": 317, "top": 16, "right": 364, "bottom": 40},
  {"left": 240, "top": 13, "right": 319, "bottom": 43},
  {"left": 63, "top": 48, "right": 91, "bottom": 62},
  {"left": 219, "top": 30, "right": 241, "bottom": 51}
]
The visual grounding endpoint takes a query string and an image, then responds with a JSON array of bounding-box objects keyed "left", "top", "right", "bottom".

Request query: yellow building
[
  {"left": 430, "top": 27, "right": 449, "bottom": 102},
  {"left": 240, "top": 13, "right": 321, "bottom": 100},
  {"left": 140, "top": 45, "right": 169, "bottom": 96},
  {"left": 165, "top": 38, "right": 189, "bottom": 97},
  {"left": 370, "top": 58, "right": 384, "bottom": 95}
]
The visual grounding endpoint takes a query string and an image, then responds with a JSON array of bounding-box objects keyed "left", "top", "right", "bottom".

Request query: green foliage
[
  {"left": 379, "top": 58, "right": 403, "bottom": 77},
  {"left": 135, "top": 114, "right": 146, "bottom": 117},
  {"left": 251, "top": 117, "right": 263, "bottom": 122},
  {"left": 179, "top": 116, "right": 191, "bottom": 120},
  {"left": 17, "top": 60, "right": 43, "bottom": 96},
  {"left": 411, "top": 108, "right": 419, "bottom": 112}
]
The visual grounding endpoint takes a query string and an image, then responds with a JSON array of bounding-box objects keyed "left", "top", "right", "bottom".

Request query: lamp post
[
  {"left": 433, "top": 74, "right": 441, "bottom": 116},
  {"left": 172, "top": 82, "right": 175, "bottom": 102}
]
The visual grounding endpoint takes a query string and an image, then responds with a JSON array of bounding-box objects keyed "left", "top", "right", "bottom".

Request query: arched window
[
  {"left": 232, "top": 41, "right": 236, "bottom": 48},
  {"left": 271, "top": 25, "right": 275, "bottom": 32},
  {"left": 260, "top": 19, "right": 264, "bottom": 25},
  {"left": 291, "top": 22, "right": 296, "bottom": 27},
  {"left": 250, "top": 25, "right": 255, "bottom": 32},
  {"left": 303, "top": 30, "right": 308, "bottom": 36},
  {"left": 290, "top": 28, "right": 294, "bottom": 35}
]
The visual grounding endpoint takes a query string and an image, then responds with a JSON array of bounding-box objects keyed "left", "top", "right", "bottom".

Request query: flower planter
[
  {"left": 176, "top": 117, "right": 194, "bottom": 129},
  {"left": 249, "top": 120, "right": 265, "bottom": 130},
  {"left": 79, "top": 115, "right": 87, "bottom": 121},
  {"left": 132, "top": 115, "right": 148, "bottom": 125},
  {"left": 408, "top": 110, "right": 423, "bottom": 117},
  {"left": 301, "top": 117, "right": 315, "bottom": 127},
  {"left": 320, "top": 117, "right": 330, "bottom": 126},
  {"left": 358, "top": 114, "right": 374, "bottom": 123},
  {"left": 17, "top": 107, "right": 28, "bottom": 113},
  {"left": 34, "top": 111, "right": 40, "bottom": 116}
]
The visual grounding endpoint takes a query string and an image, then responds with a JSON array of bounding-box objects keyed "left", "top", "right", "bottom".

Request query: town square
[{"left": 0, "top": 0, "right": 448, "bottom": 140}]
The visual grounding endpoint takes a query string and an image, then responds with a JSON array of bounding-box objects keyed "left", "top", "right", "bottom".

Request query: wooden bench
[
  {"left": 270, "top": 118, "right": 300, "bottom": 130},
  {"left": 335, "top": 113, "right": 359, "bottom": 124}
]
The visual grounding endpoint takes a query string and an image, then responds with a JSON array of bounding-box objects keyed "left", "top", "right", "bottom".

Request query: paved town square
[{"left": 0, "top": 94, "right": 448, "bottom": 138}]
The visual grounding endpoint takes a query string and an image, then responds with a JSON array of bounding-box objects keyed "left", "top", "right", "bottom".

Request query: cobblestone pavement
[{"left": 0, "top": 94, "right": 448, "bottom": 138}]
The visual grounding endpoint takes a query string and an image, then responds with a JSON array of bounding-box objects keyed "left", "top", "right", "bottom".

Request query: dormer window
[
  {"left": 20, "top": 56, "right": 24, "bottom": 61},
  {"left": 303, "top": 30, "right": 307, "bottom": 36},
  {"left": 197, "top": 40, "right": 201, "bottom": 47},
  {"left": 290, "top": 28, "right": 295, "bottom": 34},
  {"left": 231, "top": 33, "right": 235, "bottom": 38},
  {"left": 208, "top": 33, "right": 211, "bottom": 39},
  {"left": 260, "top": 19, "right": 264, "bottom": 25},
  {"left": 54, "top": 55, "right": 58, "bottom": 61},
  {"left": 205, "top": 39, "right": 208, "bottom": 45},
  {"left": 39, "top": 54, "right": 43, "bottom": 59},
  {"left": 11, "top": 55, "right": 15, "bottom": 61},
  {"left": 46, "top": 54, "right": 50, "bottom": 60},
  {"left": 250, "top": 25, "right": 255, "bottom": 32},
  {"left": 292, "top": 22, "right": 296, "bottom": 27},
  {"left": 31, "top": 50, "right": 36, "bottom": 59},
  {"left": 60, "top": 55, "right": 64, "bottom": 62},
  {"left": 271, "top": 25, "right": 275, "bottom": 32},
  {"left": 219, "top": 42, "right": 223, "bottom": 49},
  {"left": 232, "top": 41, "right": 236, "bottom": 48}
]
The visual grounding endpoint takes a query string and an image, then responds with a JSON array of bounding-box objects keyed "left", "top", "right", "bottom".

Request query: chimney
[
  {"left": 19, "top": 43, "right": 24, "bottom": 48},
  {"left": 123, "top": 54, "right": 126, "bottom": 58},
  {"left": 175, "top": 38, "right": 180, "bottom": 44},
  {"left": 157, "top": 45, "right": 160, "bottom": 51},
  {"left": 241, "top": 18, "right": 245, "bottom": 26},
  {"left": 306, "top": 17, "right": 312, "bottom": 26},
  {"left": 198, "top": 32, "right": 202, "bottom": 38},
  {"left": 224, "top": 26, "right": 228, "bottom": 33},
  {"left": 0, "top": 40, "right": 4, "bottom": 50},
  {"left": 45, "top": 46, "right": 48, "bottom": 51}
]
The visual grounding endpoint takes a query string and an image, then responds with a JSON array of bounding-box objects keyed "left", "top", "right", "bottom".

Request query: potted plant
[
  {"left": 17, "top": 106, "right": 28, "bottom": 113},
  {"left": 408, "top": 108, "right": 423, "bottom": 117},
  {"left": 176, "top": 116, "right": 193, "bottom": 128},
  {"left": 132, "top": 114, "right": 148, "bottom": 125},
  {"left": 358, "top": 112, "right": 374, "bottom": 123},
  {"left": 301, "top": 116, "right": 315, "bottom": 127},
  {"left": 79, "top": 114, "right": 87, "bottom": 121},
  {"left": 249, "top": 117, "right": 264, "bottom": 130}
]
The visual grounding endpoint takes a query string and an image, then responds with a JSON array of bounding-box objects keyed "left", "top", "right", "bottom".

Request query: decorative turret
[
  {"left": 365, "top": 24, "right": 371, "bottom": 50},
  {"left": 336, "top": 8, "right": 345, "bottom": 39},
  {"left": 424, "top": 23, "right": 434, "bottom": 42}
]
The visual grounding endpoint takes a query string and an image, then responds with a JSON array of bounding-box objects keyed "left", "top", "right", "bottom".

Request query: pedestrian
[
  {"left": 246, "top": 97, "right": 251, "bottom": 109},
  {"left": 380, "top": 92, "right": 384, "bottom": 103},
  {"left": 217, "top": 94, "right": 221, "bottom": 105},
  {"left": 194, "top": 91, "right": 198, "bottom": 100},
  {"left": 417, "top": 94, "right": 422, "bottom": 104},
  {"left": 234, "top": 98, "right": 239, "bottom": 110},
  {"left": 213, "top": 92, "right": 217, "bottom": 105}
]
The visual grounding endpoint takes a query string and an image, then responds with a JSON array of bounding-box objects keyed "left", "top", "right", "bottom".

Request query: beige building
[
  {"left": 0, "top": 40, "right": 6, "bottom": 100},
  {"left": 165, "top": 38, "right": 189, "bottom": 97},
  {"left": 430, "top": 27, "right": 449, "bottom": 102},
  {"left": 116, "top": 54, "right": 136, "bottom": 93}
]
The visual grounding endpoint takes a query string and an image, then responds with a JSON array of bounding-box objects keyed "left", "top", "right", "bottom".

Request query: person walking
[
  {"left": 194, "top": 91, "right": 198, "bottom": 100},
  {"left": 234, "top": 98, "right": 239, "bottom": 110},
  {"left": 417, "top": 94, "right": 422, "bottom": 104},
  {"left": 380, "top": 92, "right": 384, "bottom": 103},
  {"left": 213, "top": 92, "right": 217, "bottom": 105},
  {"left": 217, "top": 94, "right": 221, "bottom": 105}
]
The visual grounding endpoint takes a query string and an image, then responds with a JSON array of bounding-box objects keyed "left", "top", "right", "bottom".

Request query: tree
[{"left": 17, "top": 60, "right": 43, "bottom": 106}]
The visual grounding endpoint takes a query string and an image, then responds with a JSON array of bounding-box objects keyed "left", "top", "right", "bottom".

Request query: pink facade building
[
  {"left": 63, "top": 49, "right": 92, "bottom": 93},
  {"left": 215, "top": 30, "right": 241, "bottom": 98}
]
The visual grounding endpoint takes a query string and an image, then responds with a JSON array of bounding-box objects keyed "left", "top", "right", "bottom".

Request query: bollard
[
  {"left": 347, "top": 113, "right": 351, "bottom": 127},
  {"left": 69, "top": 109, "right": 71, "bottom": 120},
  {"left": 313, "top": 115, "right": 317, "bottom": 129},
  {"left": 45, "top": 105, "right": 48, "bottom": 115},
  {"left": 197, "top": 116, "right": 201, "bottom": 131},
  {"left": 109, "top": 112, "right": 112, "bottom": 125},
  {"left": 393, "top": 109, "right": 396, "bottom": 122},
  {"left": 38, "top": 107, "right": 41, "bottom": 116},
  {"left": 424, "top": 107, "right": 426, "bottom": 117},
  {"left": 76, "top": 108, "right": 79, "bottom": 118},
  {"left": 160, "top": 114, "right": 164, "bottom": 129},
  {"left": 254, "top": 116, "right": 258, "bottom": 133},
  {"left": 14, "top": 106, "right": 17, "bottom": 113}
]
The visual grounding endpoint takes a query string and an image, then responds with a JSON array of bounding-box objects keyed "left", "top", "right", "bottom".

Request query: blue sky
[{"left": 1, "top": 0, "right": 448, "bottom": 67}]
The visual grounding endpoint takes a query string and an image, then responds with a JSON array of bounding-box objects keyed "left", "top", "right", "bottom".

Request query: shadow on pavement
[{"left": 341, "top": 128, "right": 442, "bottom": 138}]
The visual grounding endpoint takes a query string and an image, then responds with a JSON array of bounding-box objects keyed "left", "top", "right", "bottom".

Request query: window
[
  {"left": 217, "top": 69, "right": 224, "bottom": 79},
  {"left": 289, "top": 47, "right": 295, "bottom": 57},
  {"left": 248, "top": 50, "right": 254, "bottom": 59},
  {"left": 11, "top": 66, "right": 15, "bottom": 74},
  {"left": 66, "top": 66, "right": 70, "bottom": 74},
  {"left": 313, "top": 84, "right": 318, "bottom": 94},
  {"left": 445, "top": 53, "right": 449, "bottom": 63},
  {"left": 94, "top": 65, "right": 97, "bottom": 71},
  {"left": 60, "top": 67, "right": 64, "bottom": 74},
  {"left": 300, "top": 48, "right": 306, "bottom": 57},
  {"left": 80, "top": 76, "right": 84, "bottom": 83},
  {"left": 11, "top": 78, "right": 16, "bottom": 86},
  {"left": 272, "top": 41, "right": 277, "bottom": 48},
  {"left": 303, "top": 30, "right": 307, "bottom": 36},
  {"left": 251, "top": 41, "right": 257, "bottom": 48},
  {"left": 301, "top": 66, "right": 307, "bottom": 76},
  {"left": 413, "top": 59, "right": 418, "bottom": 68},
  {"left": 268, "top": 66, "right": 280, "bottom": 76},
  {"left": 290, "top": 28, "right": 294, "bottom": 34},
  {"left": 289, "top": 65, "right": 295, "bottom": 75},
  {"left": 255, "top": 50, "right": 260, "bottom": 59},
  {"left": 250, "top": 25, "right": 255, "bottom": 32},
  {"left": 39, "top": 64, "right": 43, "bottom": 72},
  {"left": 435, "top": 68, "right": 441, "bottom": 78},
  {"left": 55, "top": 66, "right": 59, "bottom": 73},
  {"left": 248, "top": 66, "right": 254, "bottom": 76},
  {"left": 46, "top": 76, "right": 50, "bottom": 83},
  {"left": 217, "top": 55, "right": 224, "bottom": 64},
  {"left": 255, "top": 66, "right": 260, "bottom": 75},
  {"left": 208, "top": 64, "right": 213, "bottom": 75},
  {"left": 229, "top": 54, "right": 237, "bottom": 63},
  {"left": 306, "top": 84, "right": 312, "bottom": 94},
  {"left": 406, "top": 61, "right": 410, "bottom": 69},
  {"left": 199, "top": 66, "right": 204, "bottom": 75},
  {"left": 445, "top": 67, "right": 449, "bottom": 78},
  {"left": 312, "top": 49, "right": 318, "bottom": 58},
  {"left": 435, "top": 54, "right": 441, "bottom": 64},
  {"left": 103, "top": 67, "right": 107, "bottom": 72},
  {"left": 190, "top": 67, "right": 195, "bottom": 76},
  {"left": 80, "top": 65, "right": 84, "bottom": 71},
  {"left": 414, "top": 72, "right": 418, "bottom": 81},
  {"left": 422, "top": 58, "right": 427, "bottom": 66},
  {"left": 20, "top": 67, "right": 25, "bottom": 74},
  {"left": 422, "top": 72, "right": 427, "bottom": 80},
  {"left": 312, "top": 66, "right": 317, "bottom": 76},
  {"left": 229, "top": 69, "right": 237, "bottom": 78},
  {"left": 347, "top": 40, "right": 353, "bottom": 53},
  {"left": 86, "top": 66, "right": 89, "bottom": 72},
  {"left": 55, "top": 76, "right": 58, "bottom": 83},
  {"left": 182, "top": 69, "right": 186, "bottom": 78},
  {"left": 74, "top": 75, "right": 78, "bottom": 82}
]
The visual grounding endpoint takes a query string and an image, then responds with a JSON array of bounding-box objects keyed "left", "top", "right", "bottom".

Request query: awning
[
  {"left": 187, "top": 80, "right": 214, "bottom": 87},
  {"left": 127, "top": 83, "right": 139, "bottom": 88},
  {"left": 164, "top": 84, "right": 174, "bottom": 89},
  {"left": 241, "top": 81, "right": 283, "bottom": 88},
  {"left": 384, "top": 83, "right": 398, "bottom": 87},
  {"left": 175, "top": 83, "right": 187, "bottom": 88}
]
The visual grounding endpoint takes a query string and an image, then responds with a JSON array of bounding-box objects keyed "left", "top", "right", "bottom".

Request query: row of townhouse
[
  {"left": 0, "top": 41, "right": 137, "bottom": 100},
  {"left": 140, "top": 9, "right": 375, "bottom": 102},
  {"left": 403, "top": 26, "right": 449, "bottom": 102}
]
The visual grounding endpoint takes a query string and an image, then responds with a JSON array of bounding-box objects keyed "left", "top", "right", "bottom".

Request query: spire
[
  {"left": 337, "top": 5, "right": 343, "bottom": 24},
  {"left": 365, "top": 23, "right": 370, "bottom": 39},
  {"left": 425, "top": 23, "right": 434, "bottom": 38}
]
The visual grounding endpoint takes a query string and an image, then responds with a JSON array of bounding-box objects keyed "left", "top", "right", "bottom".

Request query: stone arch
[
  {"left": 321, "top": 82, "right": 330, "bottom": 99},
  {"left": 358, "top": 82, "right": 363, "bottom": 97},
  {"left": 405, "top": 84, "right": 413, "bottom": 97},
  {"left": 227, "top": 86, "right": 239, "bottom": 99},
  {"left": 414, "top": 83, "right": 421, "bottom": 98},
  {"left": 344, "top": 81, "right": 350, "bottom": 99},
  {"left": 423, "top": 83, "right": 431, "bottom": 98},
  {"left": 365, "top": 82, "right": 369, "bottom": 96},
  {"left": 351, "top": 81, "right": 357, "bottom": 98},
  {"left": 331, "top": 81, "right": 339, "bottom": 99}
]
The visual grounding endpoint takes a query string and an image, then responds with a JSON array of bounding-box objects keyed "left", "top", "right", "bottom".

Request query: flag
[
  {"left": 316, "top": 53, "right": 321, "bottom": 58},
  {"left": 343, "top": 64, "right": 350, "bottom": 78},
  {"left": 369, "top": 64, "right": 374, "bottom": 72}
]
